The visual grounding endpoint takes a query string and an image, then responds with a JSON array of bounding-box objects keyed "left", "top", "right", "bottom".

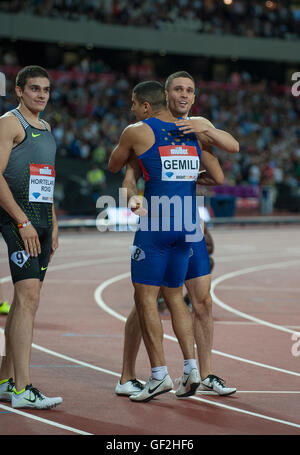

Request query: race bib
[
  {"left": 159, "top": 145, "right": 199, "bottom": 181},
  {"left": 29, "top": 164, "right": 55, "bottom": 203},
  {"left": 11, "top": 250, "right": 30, "bottom": 268},
  {"left": 130, "top": 245, "right": 146, "bottom": 261}
]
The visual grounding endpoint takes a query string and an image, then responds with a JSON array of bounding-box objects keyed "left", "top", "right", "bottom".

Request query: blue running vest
[{"left": 138, "top": 117, "right": 202, "bottom": 230}]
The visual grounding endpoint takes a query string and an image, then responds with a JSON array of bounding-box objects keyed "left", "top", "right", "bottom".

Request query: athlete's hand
[
  {"left": 49, "top": 223, "right": 59, "bottom": 263},
  {"left": 19, "top": 224, "right": 41, "bottom": 257},
  {"left": 175, "top": 118, "right": 211, "bottom": 135},
  {"left": 128, "top": 195, "right": 148, "bottom": 216}
]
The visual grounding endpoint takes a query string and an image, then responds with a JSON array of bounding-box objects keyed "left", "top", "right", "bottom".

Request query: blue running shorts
[
  {"left": 131, "top": 228, "right": 191, "bottom": 288},
  {"left": 185, "top": 237, "right": 211, "bottom": 281}
]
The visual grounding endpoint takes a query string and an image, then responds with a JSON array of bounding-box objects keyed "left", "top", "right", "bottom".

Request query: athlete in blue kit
[
  {"left": 109, "top": 81, "right": 225, "bottom": 402},
  {"left": 114, "top": 72, "right": 239, "bottom": 400}
]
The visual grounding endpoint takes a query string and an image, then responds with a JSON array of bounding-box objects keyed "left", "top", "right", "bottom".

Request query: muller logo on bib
[
  {"left": 170, "top": 146, "right": 188, "bottom": 155},
  {"left": 159, "top": 145, "right": 200, "bottom": 181},
  {"left": 39, "top": 166, "right": 53, "bottom": 176}
]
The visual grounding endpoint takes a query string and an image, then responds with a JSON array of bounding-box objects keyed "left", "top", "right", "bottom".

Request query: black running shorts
[{"left": 1, "top": 222, "right": 52, "bottom": 284}]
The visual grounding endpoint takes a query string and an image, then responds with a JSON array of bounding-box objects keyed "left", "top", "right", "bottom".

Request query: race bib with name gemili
[
  {"left": 29, "top": 164, "right": 55, "bottom": 203},
  {"left": 159, "top": 145, "right": 200, "bottom": 181}
]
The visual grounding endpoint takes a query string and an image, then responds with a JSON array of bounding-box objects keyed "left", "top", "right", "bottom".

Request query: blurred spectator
[
  {"left": 87, "top": 162, "right": 107, "bottom": 201},
  {"left": 0, "top": 0, "right": 299, "bottom": 40},
  {"left": 248, "top": 158, "right": 261, "bottom": 187},
  {"left": 0, "top": 59, "right": 299, "bottom": 208}
]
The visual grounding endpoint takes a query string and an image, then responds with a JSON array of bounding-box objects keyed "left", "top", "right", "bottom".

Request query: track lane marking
[
  {"left": 94, "top": 272, "right": 300, "bottom": 377},
  {"left": 0, "top": 403, "right": 92, "bottom": 435},
  {"left": 211, "top": 259, "right": 300, "bottom": 335},
  {"left": 1, "top": 256, "right": 300, "bottom": 433},
  {"left": 1, "top": 334, "right": 300, "bottom": 431}
]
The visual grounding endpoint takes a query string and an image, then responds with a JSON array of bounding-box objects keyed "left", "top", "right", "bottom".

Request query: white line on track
[
  {"left": 214, "top": 251, "right": 300, "bottom": 263},
  {"left": 211, "top": 259, "right": 300, "bottom": 335},
  {"left": 93, "top": 266, "right": 300, "bottom": 430},
  {"left": 187, "top": 394, "right": 300, "bottom": 429},
  {"left": 216, "top": 285, "right": 300, "bottom": 293},
  {"left": 1, "top": 256, "right": 300, "bottom": 432},
  {"left": 212, "top": 391, "right": 300, "bottom": 394},
  {"left": 94, "top": 271, "right": 300, "bottom": 378},
  {"left": 1, "top": 327, "right": 300, "bottom": 431},
  {"left": 0, "top": 401, "right": 92, "bottom": 435}
]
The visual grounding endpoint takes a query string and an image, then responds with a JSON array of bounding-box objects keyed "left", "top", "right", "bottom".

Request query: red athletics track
[{"left": 0, "top": 225, "right": 300, "bottom": 435}]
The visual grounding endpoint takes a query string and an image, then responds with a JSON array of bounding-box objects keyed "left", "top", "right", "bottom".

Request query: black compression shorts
[{"left": 1, "top": 222, "right": 52, "bottom": 284}]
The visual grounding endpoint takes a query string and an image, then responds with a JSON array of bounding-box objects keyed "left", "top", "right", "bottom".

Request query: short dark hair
[
  {"left": 133, "top": 81, "right": 167, "bottom": 111},
  {"left": 16, "top": 65, "right": 50, "bottom": 91},
  {"left": 165, "top": 71, "right": 195, "bottom": 91}
]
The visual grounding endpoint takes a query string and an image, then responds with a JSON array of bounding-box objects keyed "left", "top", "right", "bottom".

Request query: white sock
[
  {"left": 184, "top": 359, "right": 197, "bottom": 374},
  {"left": 151, "top": 366, "right": 168, "bottom": 380}
]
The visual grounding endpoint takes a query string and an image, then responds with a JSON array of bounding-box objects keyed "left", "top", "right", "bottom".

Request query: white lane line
[
  {"left": 187, "top": 394, "right": 300, "bottom": 429},
  {"left": 218, "top": 391, "right": 300, "bottom": 394},
  {"left": 217, "top": 285, "right": 300, "bottom": 293},
  {"left": 211, "top": 259, "right": 300, "bottom": 335},
  {"left": 0, "top": 329, "right": 121, "bottom": 435},
  {"left": 0, "top": 256, "right": 129, "bottom": 285},
  {"left": 215, "top": 251, "right": 300, "bottom": 263},
  {"left": 1, "top": 329, "right": 300, "bottom": 431},
  {"left": 94, "top": 272, "right": 300, "bottom": 378},
  {"left": 197, "top": 391, "right": 300, "bottom": 395},
  {"left": 31, "top": 342, "right": 121, "bottom": 379},
  {"left": 211, "top": 349, "right": 300, "bottom": 377},
  {"left": 0, "top": 403, "right": 92, "bottom": 435},
  {"left": 0, "top": 259, "right": 128, "bottom": 435},
  {"left": 1, "top": 257, "right": 300, "bottom": 433},
  {"left": 0, "top": 329, "right": 121, "bottom": 379}
]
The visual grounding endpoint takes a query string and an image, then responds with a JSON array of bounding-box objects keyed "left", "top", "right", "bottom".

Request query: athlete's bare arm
[
  {"left": 0, "top": 115, "right": 41, "bottom": 256},
  {"left": 108, "top": 123, "right": 155, "bottom": 173},
  {"left": 108, "top": 126, "right": 135, "bottom": 173},
  {"left": 199, "top": 147, "right": 224, "bottom": 186},
  {"left": 121, "top": 155, "right": 147, "bottom": 216},
  {"left": 176, "top": 116, "right": 239, "bottom": 154},
  {"left": 122, "top": 154, "right": 142, "bottom": 200},
  {"left": 197, "top": 170, "right": 221, "bottom": 186}
]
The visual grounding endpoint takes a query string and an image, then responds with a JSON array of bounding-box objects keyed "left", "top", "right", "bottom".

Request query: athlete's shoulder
[
  {"left": 190, "top": 116, "right": 215, "bottom": 128},
  {"left": 0, "top": 111, "right": 18, "bottom": 123},
  {"left": 123, "top": 121, "right": 149, "bottom": 136},
  {"left": 0, "top": 112, "right": 22, "bottom": 134},
  {"left": 127, "top": 120, "right": 144, "bottom": 128}
]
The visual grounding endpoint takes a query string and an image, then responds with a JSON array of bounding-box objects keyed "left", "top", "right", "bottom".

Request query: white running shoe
[
  {"left": 200, "top": 375, "right": 236, "bottom": 396},
  {"left": 115, "top": 379, "right": 144, "bottom": 396},
  {"left": 129, "top": 374, "right": 173, "bottom": 402},
  {"left": 12, "top": 384, "right": 63, "bottom": 409},
  {"left": 0, "top": 378, "right": 14, "bottom": 402},
  {"left": 175, "top": 369, "right": 200, "bottom": 398}
]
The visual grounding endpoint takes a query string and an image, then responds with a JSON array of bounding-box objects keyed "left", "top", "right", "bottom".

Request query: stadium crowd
[
  {"left": 1, "top": 58, "right": 299, "bottom": 196},
  {"left": 0, "top": 0, "right": 300, "bottom": 40}
]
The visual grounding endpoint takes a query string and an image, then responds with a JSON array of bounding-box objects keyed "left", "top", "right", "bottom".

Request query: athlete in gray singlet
[
  {"left": 1, "top": 108, "right": 57, "bottom": 283},
  {"left": 0, "top": 66, "right": 62, "bottom": 409}
]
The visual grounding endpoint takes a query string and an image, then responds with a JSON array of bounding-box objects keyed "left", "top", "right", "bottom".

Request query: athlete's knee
[
  {"left": 15, "top": 281, "right": 40, "bottom": 313},
  {"left": 191, "top": 293, "right": 212, "bottom": 317},
  {"left": 134, "top": 285, "right": 158, "bottom": 309}
]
